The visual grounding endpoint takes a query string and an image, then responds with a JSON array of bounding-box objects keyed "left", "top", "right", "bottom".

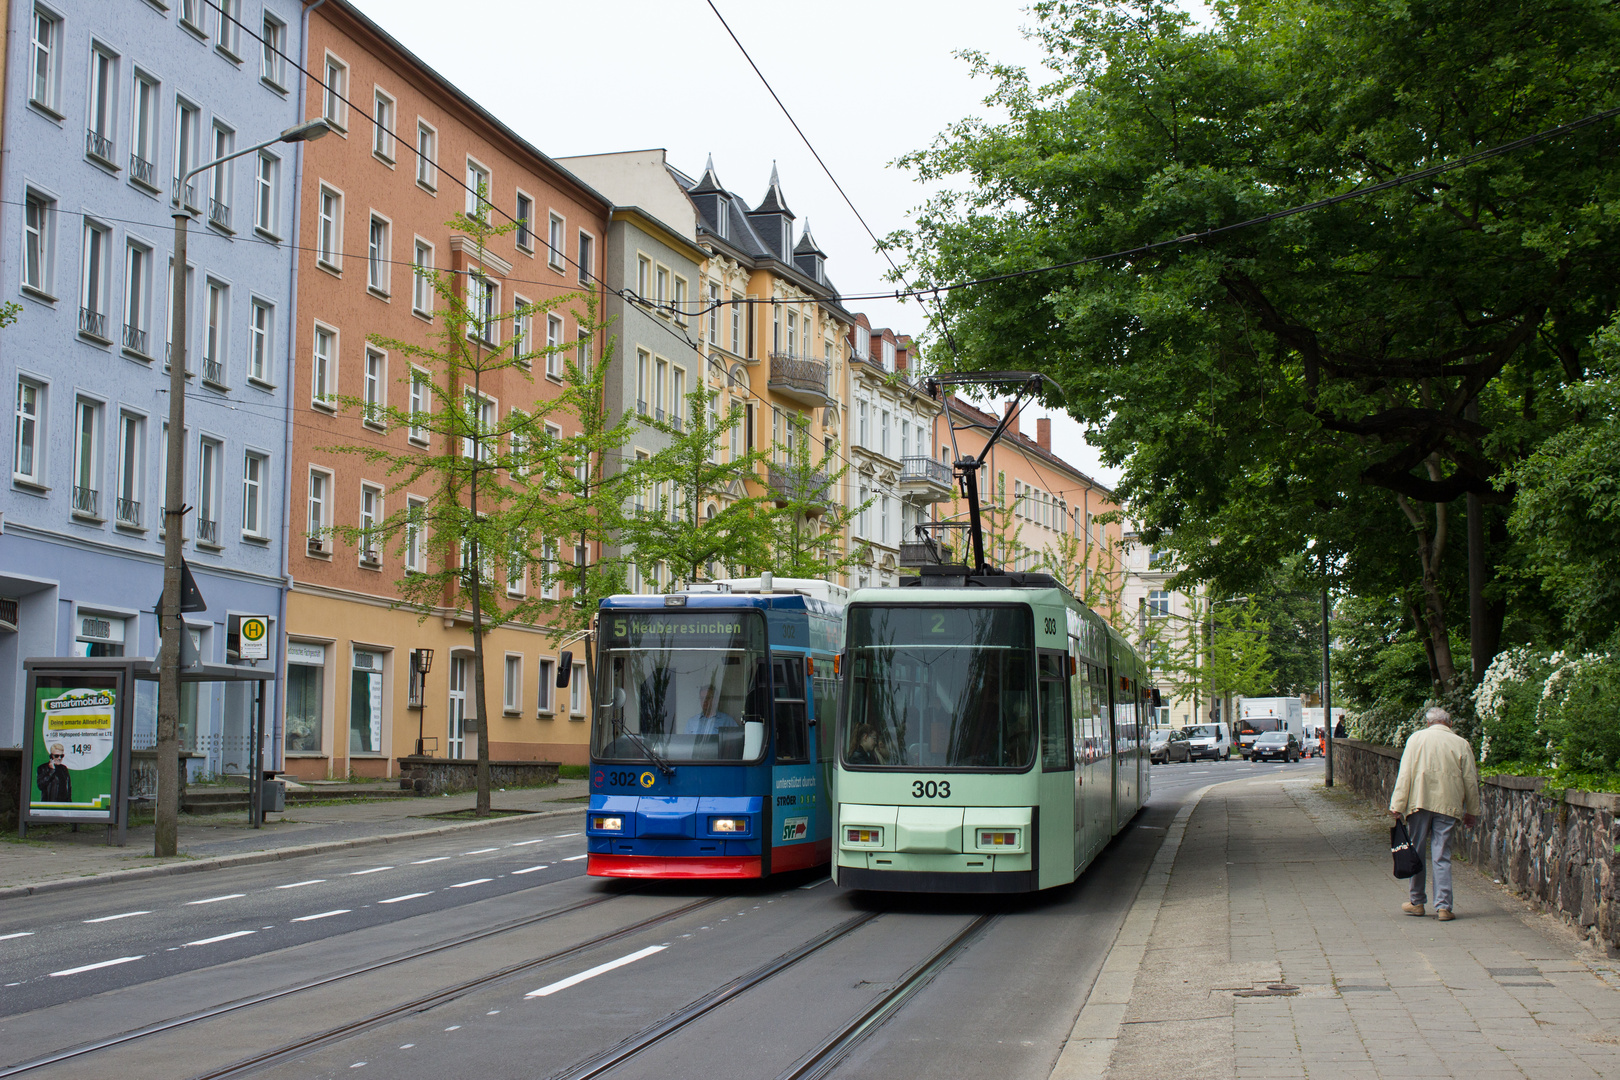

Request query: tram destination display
[{"left": 602, "top": 612, "right": 764, "bottom": 650}]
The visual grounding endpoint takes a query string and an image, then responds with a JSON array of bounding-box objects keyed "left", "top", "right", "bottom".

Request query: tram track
[{"left": 0, "top": 889, "right": 721, "bottom": 1079}]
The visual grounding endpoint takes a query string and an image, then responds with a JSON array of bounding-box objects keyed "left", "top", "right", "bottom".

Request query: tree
[
  {"left": 899, "top": 0, "right": 1620, "bottom": 695},
  {"left": 624, "top": 385, "right": 775, "bottom": 588},
  {"left": 768, "top": 414, "right": 868, "bottom": 580},
  {"left": 0, "top": 301, "right": 19, "bottom": 329},
  {"left": 325, "top": 197, "right": 583, "bottom": 816}
]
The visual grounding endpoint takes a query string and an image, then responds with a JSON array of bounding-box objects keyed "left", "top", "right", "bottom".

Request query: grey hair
[{"left": 1425, "top": 706, "right": 1452, "bottom": 726}]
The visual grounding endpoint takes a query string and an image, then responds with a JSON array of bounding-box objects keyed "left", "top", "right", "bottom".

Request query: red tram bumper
[{"left": 588, "top": 854, "right": 763, "bottom": 879}]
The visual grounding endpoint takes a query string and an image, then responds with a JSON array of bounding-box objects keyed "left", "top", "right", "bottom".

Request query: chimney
[
  {"left": 1003, "top": 401, "right": 1019, "bottom": 436},
  {"left": 1036, "top": 418, "right": 1052, "bottom": 452}
]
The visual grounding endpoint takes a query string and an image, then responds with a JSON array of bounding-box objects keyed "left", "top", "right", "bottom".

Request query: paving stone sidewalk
[
  {"left": 1108, "top": 777, "right": 1620, "bottom": 1080},
  {"left": 1, "top": 778, "right": 588, "bottom": 893}
]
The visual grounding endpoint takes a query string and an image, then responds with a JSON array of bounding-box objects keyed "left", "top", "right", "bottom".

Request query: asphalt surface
[{"left": 0, "top": 757, "right": 1323, "bottom": 1080}]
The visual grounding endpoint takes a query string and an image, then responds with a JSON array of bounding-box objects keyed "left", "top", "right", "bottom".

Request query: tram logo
[
  {"left": 639, "top": 771, "right": 655, "bottom": 789},
  {"left": 593, "top": 770, "right": 605, "bottom": 787},
  {"left": 780, "top": 816, "right": 809, "bottom": 841}
]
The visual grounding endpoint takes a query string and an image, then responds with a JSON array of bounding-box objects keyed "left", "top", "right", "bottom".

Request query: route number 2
[{"left": 912, "top": 780, "right": 950, "bottom": 799}]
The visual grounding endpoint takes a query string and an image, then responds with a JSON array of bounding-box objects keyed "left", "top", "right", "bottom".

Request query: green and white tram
[{"left": 832, "top": 570, "right": 1151, "bottom": 893}]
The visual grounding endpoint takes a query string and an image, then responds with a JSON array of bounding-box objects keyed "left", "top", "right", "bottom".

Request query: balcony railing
[
  {"left": 85, "top": 128, "right": 115, "bottom": 164},
  {"left": 766, "top": 463, "right": 831, "bottom": 509},
  {"left": 208, "top": 198, "right": 231, "bottom": 231},
  {"left": 72, "top": 485, "right": 100, "bottom": 517},
  {"left": 900, "top": 456, "right": 953, "bottom": 487},
  {"left": 899, "top": 521, "right": 970, "bottom": 569},
  {"left": 767, "top": 354, "right": 831, "bottom": 403},
  {"left": 671, "top": 414, "right": 684, "bottom": 433},
  {"left": 123, "top": 323, "right": 148, "bottom": 356},
  {"left": 636, "top": 399, "right": 647, "bottom": 416},
  {"left": 196, "top": 517, "right": 219, "bottom": 545},
  {"left": 78, "top": 307, "right": 108, "bottom": 341},
  {"left": 129, "top": 153, "right": 157, "bottom": 189},
  {"left": 172, "top": 177, "right": 197, "bottom": 210},
  {"left": 116, "top": 497, "right": 141, "bottom": 527},
  {"left": 202, "top": 357, "right": 224, "bottom": 385},
  {"left": 654, "top": 407, "right": 665, "bottom": 422}
]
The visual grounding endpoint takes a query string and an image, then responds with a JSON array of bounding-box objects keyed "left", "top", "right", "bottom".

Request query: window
[
  {"left": 123, "top": 242, "right": 151, "bottom": 356},
  {"left": 72, "top": 398, "right": 100, "bottom": 517},
  {"left": 404, "top": 496, "right": 426, "bottom": 572},
  {"left": 635, "top": 350, "right": 649, "bottom": 415},
  {"left": 367, "top": 215, "right": 389, "bottom": 294},
  {"left": 731, "top": 293, "right": 743, "bottom": 353},
  {"left": 515, "top": 193, "right": 533, "bottom": 251},
  {"left": 1148, "top": 590, "right": 1171, "bottom": 618},
  {"left": 504, "top": 656, "right": 522, "bottom": 713},
  {"left": 540, "top": 539, "right": 557, "bottom": 599},
  {"left": 576, "top": 330, "right": 592, "bottom": 380},
  {"left": 467, "top": 276, "right": 496, "bottom": 344},
  {"left": 465, "top": 158, "right": 489, "bottom": 220},
  {"left": 511, "top": 296, "right": 531, "bottom": 366},
  {"left": 208, "top": 124, "right": 234, "bottom": 230},
  {"left": 311, "top": 325, "right": 336, "bottom": 408},
  {"left": 547, "top": 214, "right": 564, "bottom": 270},
  {"left": 508, "top": 535, "right": 532, "bottom": 598},
  {"left": 372, "top": 89, "right": 395, "bottom": 161},
  {"left": 247, "top": 300, "right": 271, "bottom": 383},
  {"left": 242, "top": 451, "right": 266, "bottom": 537},
  {"left": 79, "top": 222, "right": 111, "bottom": 341},
  {"left": 260, "top": 13, "right": 287, "bottom": 88},
  {"left": 672, "top": 368, "right": 686, "bottom": 431},
  {"left": 285, "top": 648, "right": 323, "bottom": 753},
  {"left": 350, "top": 650, "right": 383, "bottom": 754},
  {"left": 359, "top": 484, "right": 381, "bottom": 563},
  {"left": 545, "top": 315, "right": 563, "bottom": 377},
  {"left": 636, "top": 255, "right": 650, "bottom": 301},
  {"left": 462, "top": 391, "right": 494, "bottom": 460},
  {"left": 882, "top": 338, "right": 895, "bottom": 371},
  {"left": 537, "top": 658, "right": 555, "bottom": 714},
  {"left": 30, "top": 7, "right": 60, "bottom": 113},
  {"left": 674, "top": 277, "right": 688, "bottom": 326},
  {"left": 129, "top": 72, "right": 159, "bottom": 188},
  {"left": 202, "top": 279, "right": 227, "bottom": 383},
  {"left": 408, "top": 369, "right": 430, "bottom": 443},
  {"left": 772, "top": 305, "right": 781, "bottom": 352},
  {"left": 858, "top": 401, "right": 868, "bottom": 448},
  {"left": 116, "top": 412, "right": 143, "bottom": 527},
  {"left": 15, "top": 379, "right": 44, "bottom": 485},
  {"left": 86, "top": 46, "right": 118, "bottom": 164},
  {"left": 509, "top": 412, "right": 529, "bottom": 478},
  {"left": 173, "top": 101, "right": 200, "bottom": 206},
  {"left": 322, "top": 54, "right": 348, "bottom": 130},
  {"left": 412, "top": 240, "right": 434, "bottom": 316},
  {"left": 786, "top": 309, "right": 797, "bottom": 355},
  {"left": 164, "top": 258, "right": 194, "bottom": 367},
  {"left": 363, "top": 349, "right": 385, "bottom": 427},
  {"left": 577, "top": 231, "right": 592, "bottom": 285},
  {"left": 880, "top": 410, "right": 890, "bottom": 458},
  {"left": 655, "top": 358, "right": 667, "bottom": 420},
  {"left": 855, "top": 324, "right": 870, "bottom": 360},
  {"left": 415, "top": 121, "right": 436, "bottom": 189},
  {"left": 215, "top": 0, "right": 240, "bottom": 57},
  {"left": 570, "top": 663, "right": 585, "bottom": 716},
  {"left": 656, "top": 266, "right": 669, "bottom": 311},
  {"left": 317, "top": 186, "right": 341, "bottom": 268},
  {"left": 254, "top": 153, "right": 279, "bottom": 236},
  {"left": 880, "top": 494, "right": 890, "bottom": 544},
  {"left": 901, "top": 419, "right": 911, "bottom": 460},
  {"left": 196, "top": 437, "right": 221, "bottom": 544},
  {"left": 707, "top": 283, "right": 720, "bottom": 345}
]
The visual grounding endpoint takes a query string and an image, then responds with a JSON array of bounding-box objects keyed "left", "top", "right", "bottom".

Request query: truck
[
  {"left": 1300, "top": 707, "right": 1346, "bottom": 757},
  {"left": 1237, "top": 697, "right": 1304, "bottom": 760}
]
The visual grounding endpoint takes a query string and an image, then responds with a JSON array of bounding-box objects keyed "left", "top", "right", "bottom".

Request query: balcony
[
  {"left": 196, "top": 517, "right": 219, "bottom": 546},
  {"left": 898, "top": 456, "right": 955, "bottom": 503},
  {"left": 123, "top": 323, "right": 149, "bottom": 357},
  {"left": 767, "top": 353, "right": 832, "bottom": 408},
  {"left": 85, "top": 128, "right": 116, "bottom": 166},
  {"left": 79, "top": 307, "right": 109, "bottom": 342},
  {"left": 172, "top": 178, "right": 198, "bottom": 212},
  {"left": 766, "top": 463, "right": 832, "bottom": 515},
  {"left": 208, "top": 198, "right": 232, "bottom": 232},
  {"left": 72, "top": 485, "right": 101, "bottom": 518},
  {"left": 202, "top": 357, "right": 224, "bottom": 386},
  {"left": 116, "top": 497, "right": 142, "bottom": 528},
  {"left": 129, "top": 153, "right": 158, "bottom": 190},
  {"left": 900, "top": 521, "right": 969, "bottom": 570}
]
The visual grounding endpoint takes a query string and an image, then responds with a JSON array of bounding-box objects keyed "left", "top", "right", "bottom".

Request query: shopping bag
[{"left": 1390, "top": 817, "right": 1423, "bottom": 879}]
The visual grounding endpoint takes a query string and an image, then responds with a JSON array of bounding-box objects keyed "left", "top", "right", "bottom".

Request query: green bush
[
  {"left": 1538, "top": 651, "right": 1620, "bottom": 774},
  {"left": 1474, "top": 646, "right": 1553, "bottom": 767}
]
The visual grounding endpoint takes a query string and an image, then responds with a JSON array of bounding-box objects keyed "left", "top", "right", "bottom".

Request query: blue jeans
[{"left": 1405, "top": 809, "right": 1457, "bottom": 911}]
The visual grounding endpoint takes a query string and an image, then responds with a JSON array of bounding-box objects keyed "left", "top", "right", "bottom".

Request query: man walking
[{"left": 1389, "top": 707, "right": 1482, "bottom": 921}]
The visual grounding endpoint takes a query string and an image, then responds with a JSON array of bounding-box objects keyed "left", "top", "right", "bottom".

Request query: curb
[
  {"left": 1050, "top": 781, "right": 1220, "bottom": 1080},
  {"left": 0, "top": 803, "right": 585, "bottom": 901}
]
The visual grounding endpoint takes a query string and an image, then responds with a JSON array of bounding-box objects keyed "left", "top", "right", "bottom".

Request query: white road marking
[
  {"left": 553, "top": 833, "right": 581, "bottom": 839},
  {"left": 186, "top": 930, "right": 256, "bottom": 946},
  {"left": 462, "top": 847, "right": 499, "bottom": 855},
  {"left": 487, "top": 1009, "right": 500, "bottom": 1015},
  {"left": 379, "top": 892, "right": 433, "bottom": 905},
  {"left": 292, "top": 909, "right": 351, "bottom": 922},
  {"left": 350, "top": 1064, "right": 366, "bottom": 1070},
  {"left": 83, "top": 911, "right": 150, "bottom": 923},
  {"left": 399, "top": 1044, "right": 414, "bottom": 1050},
  {"left": 186, "top": 893, "right": 246, "bottom": 905},
  {"left": 799, "top": 877, "right": 829, "bottom": 890},
  {"left": 511, "top": 866, "right": 548, "bottom": 875},
  {"left": 525, "top": 945, "right": 667, "bottom": 998},
  {"left": 562, "top": 855, "right": 587, "bottom": 862},
  {"left": 450, "top": 878, "right": 492, "bottom": 888},
  {"left": 349, "top": 866, "right": 394, "bottom": 875},
  {"left": 509, "top": 839, "right": 545, "bottom": 846},
  {"left": 410, "top": 857, "right": 450, "bottom": 865},
  {"left": 50, "top": 955, "right": 144, "bottom": 977},
  {"left": 0, "top": 932, "right": 35, "bottom": 941},
  {"left": 445, "top": 1025, "right": 461, "bottom": 1031},
  {"left": 276, "top": 880, "right": 324, "bottom": 889},
  {"left": 5, "top": 982, "right": 21, "bottom": 986}
]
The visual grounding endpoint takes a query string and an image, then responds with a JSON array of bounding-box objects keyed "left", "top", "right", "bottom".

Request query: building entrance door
[{"left": 447, "top": 655, "right": 467, "bottom": 759}]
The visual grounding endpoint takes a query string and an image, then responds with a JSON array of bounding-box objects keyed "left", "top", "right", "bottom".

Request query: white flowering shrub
[
  {"left": 1472, "top": 646, "right": 1552, "bottom": 766},
  {"left": 1536, "top": 650, "right": 1620, "bottom": 774}
]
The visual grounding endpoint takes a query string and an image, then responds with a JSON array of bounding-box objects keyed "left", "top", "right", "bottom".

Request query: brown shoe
[
  {"left": 1436, "top": 909, "right": 1454, "bottom": 921},
  {"left": 1402, "top": 902, "right": 1425, "bottom": 916}
]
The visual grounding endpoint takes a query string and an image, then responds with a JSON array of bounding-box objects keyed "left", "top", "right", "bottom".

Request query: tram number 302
[{"left": 911, "top": 780, "right": 951, "bottom": 799}]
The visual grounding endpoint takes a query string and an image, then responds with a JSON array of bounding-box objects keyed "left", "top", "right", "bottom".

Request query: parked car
[
  {"left": 1250, "top": 731, "right": 1301, "bottom": 762},
  {"left": 1149, "top": 728, "right": 1192, "bottom": 765}
]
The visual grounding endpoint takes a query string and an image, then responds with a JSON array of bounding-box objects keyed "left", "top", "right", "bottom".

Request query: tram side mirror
[
  {"left": 613, "top": 687, "right": 626, "bottom": 710},
  {"left": 557, "top": 651, "right": 573, "bottom": 688},
  {"left": 1151, "top": 688, "right": 1163, "bottom": 709},
  {"left": 742, "top": 720, "right": 766, "bottom": 760}
]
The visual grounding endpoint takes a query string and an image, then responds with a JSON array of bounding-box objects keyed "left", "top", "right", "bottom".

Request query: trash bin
[{"left": 262, "top": 778, "right": 286, "bottom": 813}]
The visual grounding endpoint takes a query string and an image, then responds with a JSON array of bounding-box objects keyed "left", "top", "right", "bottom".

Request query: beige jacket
[{"left": 1390, "top": 724, "right": 1482, "bottom": 820}]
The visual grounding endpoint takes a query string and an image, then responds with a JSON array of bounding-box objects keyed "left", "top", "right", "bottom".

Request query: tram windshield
[
  {"left": 593, "top": 610, "right": 769, "bottom": 764},
  {"left": 843, "top": 605, "right": 1035, "bottom": 770}
]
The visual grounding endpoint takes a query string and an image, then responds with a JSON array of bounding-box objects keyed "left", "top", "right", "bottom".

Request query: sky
[{"left": 349, "top": 0, "right": 1123, "bottom": 487}]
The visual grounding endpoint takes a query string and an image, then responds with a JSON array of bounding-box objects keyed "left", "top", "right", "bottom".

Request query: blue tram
[{"left": 586, "top": 578, "right": 846, "bottom": 879}]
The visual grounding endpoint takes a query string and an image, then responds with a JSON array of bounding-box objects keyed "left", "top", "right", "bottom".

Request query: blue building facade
[{"left": 1, "top": 0, "right": 307, "bottom": 774}]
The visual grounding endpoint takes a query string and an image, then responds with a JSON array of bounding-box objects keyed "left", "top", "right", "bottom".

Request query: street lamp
[
  {"left": 153, "top": 118, "right": 331, "bottom": 858},
  {"left": 411, "top": 648, "right": 434, "bottom": 757}
]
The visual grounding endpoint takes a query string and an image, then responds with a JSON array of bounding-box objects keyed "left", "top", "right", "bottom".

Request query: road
[{"left": 0, "top": 757, "right": 1322, "bottom": 1080}]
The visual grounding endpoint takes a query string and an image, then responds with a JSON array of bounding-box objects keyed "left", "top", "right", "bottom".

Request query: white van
[
  {"left": 1180, "top": 721, "right": 1231, "bottom": 761},
  {"left": 1237, "top": 697, "right": 1304, "bottom": 759}
]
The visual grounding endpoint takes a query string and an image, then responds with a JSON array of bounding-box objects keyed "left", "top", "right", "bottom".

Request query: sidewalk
[
  {"left": 1, "top": 778, "right": 588, "bottom": 895},
  {"left": 1081, "top": 777, "right": 1620, "bottom": 1080}
]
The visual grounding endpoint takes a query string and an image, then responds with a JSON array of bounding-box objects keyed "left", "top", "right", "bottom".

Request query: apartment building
[
  {"left": 1119, "top": 534, "right": 1200, "bottom": 727},
  {"left": 1, "top": 0, "right": 305, "bottom": 773},
  {"left": 283, "top": 0, "right": 610, "bottom": 776}
]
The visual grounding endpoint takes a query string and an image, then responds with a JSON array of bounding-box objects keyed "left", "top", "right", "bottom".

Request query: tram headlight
[
  {"left": 592, "top": 815, "right": 624, "bottom": 832},
  {"left": 710, "top": 817, "right": 749, "bottom": 833},
  {"left": 845, "top": 827, "right": 881, "bottom": 845},
  {"left": 978, "top": 830, "right": 1020, "bottom": 848}
]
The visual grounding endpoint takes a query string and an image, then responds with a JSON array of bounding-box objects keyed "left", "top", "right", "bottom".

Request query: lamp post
[
  {"left": 411, "top": 648, "right": 434, "bottom": 756},
  {"left": 154, "top": 118, "right": 331, "bottom": 858}
]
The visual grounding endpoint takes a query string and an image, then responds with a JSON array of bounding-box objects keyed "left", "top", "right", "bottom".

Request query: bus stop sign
[{"left": 239, "top": 616, "right": 270, "bottom": 660}]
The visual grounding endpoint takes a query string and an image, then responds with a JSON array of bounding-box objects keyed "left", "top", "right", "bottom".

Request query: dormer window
[
  {"left": 715, "top": 195, "right": 728, "bottom": 239},
  {"left": 782, "top": 220, "right": 792, "bottom": 259},
  {"left": 856, "top": 326, "right": 870, "bottom": 360},
  {"left": 882, "top": 338, "right": 895, "bottom": 371}
]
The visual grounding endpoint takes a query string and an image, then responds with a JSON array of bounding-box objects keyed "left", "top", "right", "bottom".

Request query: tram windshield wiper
[{"left": 609, "top": 688, "right": 676, "bottom": 777}]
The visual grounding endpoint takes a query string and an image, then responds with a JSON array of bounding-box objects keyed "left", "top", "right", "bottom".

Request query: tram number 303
[{"left": 912, "top": 780, "right": 951, "bottom": 799}]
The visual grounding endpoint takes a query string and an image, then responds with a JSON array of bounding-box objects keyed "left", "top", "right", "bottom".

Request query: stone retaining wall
[
  {"left": 1332, "top": 738, "right": 1619, "bottom": 953},
  {"left": 396, "top": 756, "right": 560, "bottom": 796}
]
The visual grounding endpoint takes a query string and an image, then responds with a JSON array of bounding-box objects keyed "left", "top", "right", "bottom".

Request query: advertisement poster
[{"left": 31, "top": 685, "right": 118, "bottom": 820}]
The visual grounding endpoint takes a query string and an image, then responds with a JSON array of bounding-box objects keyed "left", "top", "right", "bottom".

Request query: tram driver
[{"left": 683, "top": 685, "right": 737, "bottom": 735}]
